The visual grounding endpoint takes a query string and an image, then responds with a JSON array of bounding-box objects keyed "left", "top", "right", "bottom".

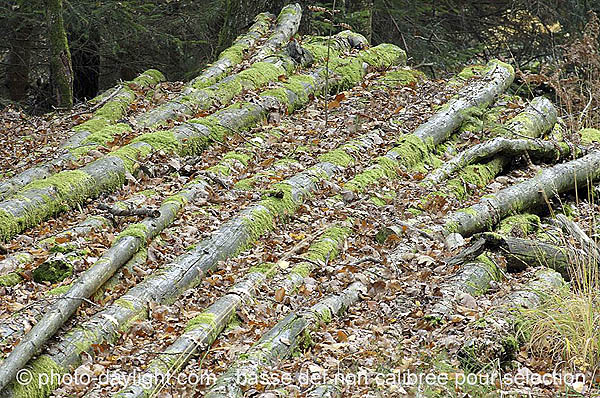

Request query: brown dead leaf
[
  {"left": 274, "top": 287, "right": 286, "bottom": 302},
  {"left": 336, "top": 330, "right": 349, "bottom": 342}
]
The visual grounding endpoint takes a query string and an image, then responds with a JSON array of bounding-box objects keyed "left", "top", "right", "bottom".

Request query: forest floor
[{"left": 1, "top": 10, "right": 599, "bottom": 398}]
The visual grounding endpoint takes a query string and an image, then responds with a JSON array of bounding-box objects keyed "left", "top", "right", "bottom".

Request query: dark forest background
[{"left": 2, "top": 0, "right": 600, "bottom": 114}]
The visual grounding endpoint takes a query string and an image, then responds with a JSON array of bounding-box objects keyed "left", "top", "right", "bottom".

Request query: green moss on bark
[
  {"left": 185, "top": 312, "right": 217, "bottom": 332},
  {"left": 132, "top": 131, "right": 180, "bottom": 152},
  {"left": 0, "top": 272, "right": 22, "bottom": 286},
  {"left": 497, "top": 214, "right": 540, "bottom": 236},
  {"left": 10, "top": 355, "right": 65, "bottom": 398},
  {"left": 447, "top": 158, "right": 504, "bottom": 199},
  {"left": 318, "top": 149, "right": 354, "bottom": 167},
  {"left": 116, "top": 223, "right": 149, "bottom": 245},
  {"left": 580, "top": 128, "right": 600, "bottom": 145},
  {"left": 248, "top": 262, "right": 277, "bottom": 277}
]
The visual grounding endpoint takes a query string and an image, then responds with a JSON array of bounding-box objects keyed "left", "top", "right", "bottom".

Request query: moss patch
[
  {"left": 116, "top": 223, "right": 149, "bottom": 245},
  {"left": 497, "top": 213, "right": 540, "bottom": 236},
  {"left": 111, "top": 144, "right": 153, "bottom": 172},
  {"left": 580, "top": 128, "right": 600, "bottom": 145},
  {"left": 33, "top": 258, "right": 73, "bottom": 283},
  {"left": 132, "top": 130, "right": 180, "bottom": 153},
  {"left": 185, "top": 312, "right": 217, "bottom": 332},
  {"left": 11, "top": 355, "right": 65, "bottom": 398},
  {"left": 248, "top": 262, "right": 278, "bottom": 277},
  {"left": 447, "top": 158, "right": 503, "bottom": 199},
  {"left": 318, "top": 149, "right": 354, "bottom": 167},
  {"left": 0, "top": 272, "right": 22, "bottom": 286},
  {"left": 344, "top": 155, "right": 400, "bottom": 192},
  {"left": 48, "top": 284, "right": 72, "bottom": 295},
  {"left": 381, "top": 69, "right": 425, "bottom": 86}
]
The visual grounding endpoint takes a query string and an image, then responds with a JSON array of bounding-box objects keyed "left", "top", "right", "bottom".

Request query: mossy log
[
  {"left": 425, "top": 97, "right": 560, "bottom": 185},
  {"left": 442, "top": 150, "right": 600, "bottom": 238},
  {"left": 0, "top": 178, "right": 210, "bottom": 393},
  {"left": 429, "top": 254, "right": 503, "bottom": 318},
  {"left": 551, "top": 213, "right": 600, "bottom": 263},
  {"left": 113, "top": 262, "right": 278, "bottom": 398},
  {"left": 113, "top": 224, "right": 348, "bottom": 398},
  {"left": 0, "top": 70, "right": 165, "bottom": 201},
  {"left": 0, "top": 43, "right": 402, "bottom": 243},
  {"left": 412, "top": 60, "right": 514, "bottom": 146},
  {"left": 0, "top": 215, "right": 109, "bottom": 289},
  {"left": 137, "top": 26, "right": 365, "bottom": 129},
  {"left": 475, "top": 232, "right": 585, "bottom": 278},
  {"left": 247, "top": 3, "right": 302, "bottom": 63},
  {"left": 280, "top": 224, "right": 351, "bottom": 293},
  {"left": 1, "top": 130, "right": 381, "bottom": 398},
  {"left": 457, "top": 268, "right": 564, "bottom": 371},
  {"left": 187, "top": 11, "right": 275, "bottom": 90},
  {"left": 0, "top": 46, "right": 405, "bottom": 397},
  {"left": 204, "top": 282, "right": 366, "bottom": 398},
  {"left": 136, "top": 4, "right": 302, "bottom": 127},
  {"left": 342, "top": 60, "right": 514, "bottom": 193}
]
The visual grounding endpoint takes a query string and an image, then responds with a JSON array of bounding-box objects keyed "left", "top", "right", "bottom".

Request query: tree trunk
[
  {"left": 343, "top": 60, "right": 515, "bottom": 193},
  {"left": 113, "top": 225, "right": 349, "bottom": 398},
  {"left": 412, "top": 60, "right": 514, "bottom": 146},
  {"left": 475, "top": 232, "right": 586, "bottom": 278},
  {"left": 457, "top": 268, "right": 565, "bottom": 370},
  {"left": 5, "top": 26, "right": 33, "bottom": 102},
  {"left": 0, "top": 70, "right": 165, "bottom": 201},
  {"left": 0, "top": 43, "right": 402, "bottom": 243},
  {"left": 0, "top": 44, "right": 405, "bottom": 397},
  {"left": 46, "top": 0, "right": 73, "bottom": 108},
  {"left": 442, "top": 150, "right": 600, "bottom": 238},
  {"left": 429, "top": 254, "right": 502, "bottom": 318},
  {"left": 425, "top": 98, "right": 561, "bottom": 186},
  {"left": 204, "top": 282, "right": 366, "bottom": 398}
]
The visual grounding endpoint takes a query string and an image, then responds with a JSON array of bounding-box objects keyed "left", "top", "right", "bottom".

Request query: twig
[
  {"left": 346, "top": 256, "right": 383, "bottom": 267},
  {"left": 98, "top": 203, "right": 160, "bottom": 218},
  {"left": 281, "top": 226, "right": 329, "bottom": 262},
  {"left": 57, "top": 85, "right": 123, "bottom": 124}
]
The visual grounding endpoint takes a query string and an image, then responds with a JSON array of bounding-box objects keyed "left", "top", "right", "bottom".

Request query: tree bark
[
  {"left": 412, "top": 60, "right": 514, "bottom": 146},
  {"left": 476, "top": 232, "right": 586, "bottom": 278},
  {"left": 442, "top": 150, "right": 600, "bottom": 238},
  {"left": 343, "top": 60, "right": 514, "bottom": 194},
  {"left": 429, "top": 254, "right": 502, "bottom": 318},
  {"left": 46, "top": 0, "right": 73, "bottom": 108}
]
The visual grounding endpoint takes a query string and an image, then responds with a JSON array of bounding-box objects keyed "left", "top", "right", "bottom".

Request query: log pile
[{"left": 1, "top": 4, "right": 599, "bottom": 398}]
